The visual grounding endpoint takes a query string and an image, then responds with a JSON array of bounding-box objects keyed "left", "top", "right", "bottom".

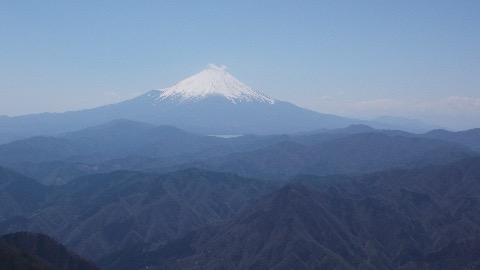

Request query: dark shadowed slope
[
  {"left": 0, "top": 240, "right": 55, "bottom": 270},
  {"left": 0, "top": 232, "right": 99, "bottom": 270}
]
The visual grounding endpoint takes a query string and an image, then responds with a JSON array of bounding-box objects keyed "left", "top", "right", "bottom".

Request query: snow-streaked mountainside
[
  {"left": 150, "top": 64, "right": 275, "bottom": 104},
  {"left": 0, "top": 65, "right": 434, "bottom": 143}
]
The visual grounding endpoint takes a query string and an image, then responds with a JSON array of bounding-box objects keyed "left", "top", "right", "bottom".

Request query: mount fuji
[{"left": 1, "top": 65, "right": 386, "bottom": 142}]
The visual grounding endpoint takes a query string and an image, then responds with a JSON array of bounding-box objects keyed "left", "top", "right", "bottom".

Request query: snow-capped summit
[{"left": 153, "top": 64, "right": 275, "bottom": 104}]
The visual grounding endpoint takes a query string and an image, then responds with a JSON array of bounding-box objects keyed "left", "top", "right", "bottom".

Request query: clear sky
[{"left": 1, "top": 1, "right": 479, "bottom": 130}]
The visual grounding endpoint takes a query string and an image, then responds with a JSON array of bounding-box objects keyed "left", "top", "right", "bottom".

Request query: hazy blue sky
[{"left": 1, "top": 1, "right": 479, "bottom": 130}]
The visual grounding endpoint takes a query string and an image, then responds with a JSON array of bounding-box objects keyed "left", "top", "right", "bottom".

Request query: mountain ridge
[
  {"left": 0, "top": 168, "right": 277, "bottom": 260},
  {"left": 118, "top": 157, "right": 480, "bottom": 270}
]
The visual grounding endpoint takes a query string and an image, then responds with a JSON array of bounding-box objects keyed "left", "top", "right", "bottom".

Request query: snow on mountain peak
[
  {"left": 156, "top": 64, "right": 275, "bottom": 104},
  {"left": 207, "top": 63, "right": 228, "bottom": 71}
]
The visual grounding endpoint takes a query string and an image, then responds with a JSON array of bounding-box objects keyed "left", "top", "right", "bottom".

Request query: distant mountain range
[
  {"left": 0, "top": 119, "right": 478, "bottom": 185},
  {"left": 0, "top": 65, "right": 437, "bottom": 144},
  {"left": 194, "top": 132, "right": 474, "bottom": 179}
]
